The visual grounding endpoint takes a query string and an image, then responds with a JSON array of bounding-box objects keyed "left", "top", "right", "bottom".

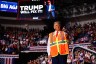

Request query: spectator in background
[{"left": 90, "top": 55, "right": 96, "bottom": 64}]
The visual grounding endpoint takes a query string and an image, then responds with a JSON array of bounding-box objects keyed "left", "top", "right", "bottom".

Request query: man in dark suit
[{"left": 45, "top": 0, "right": 55, "bottom": 19}]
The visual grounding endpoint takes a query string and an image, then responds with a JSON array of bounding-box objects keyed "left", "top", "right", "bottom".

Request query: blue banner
[{"left": 0, "top": 1, "right": 17, "bottom": 13}]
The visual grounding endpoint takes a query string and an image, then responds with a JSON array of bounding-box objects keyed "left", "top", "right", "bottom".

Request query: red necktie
[{"left": 56, "top": 31, "right": 58, "bottom": 37}]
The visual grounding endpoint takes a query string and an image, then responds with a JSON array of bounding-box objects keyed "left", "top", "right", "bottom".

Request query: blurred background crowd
[
  {"left": 0, "top": 22, "right": 96, "bottom": 54},
  {"left": 73, "top": 48, "right": 96, "bottom": 64},
  {"left": 0, "top": 21, "right": 96, "bottom": 64},
  {"left": 26, "top": 48, "right": 96, "bottom": 64},
  {"left": 27, "top": 54, "right": 49, "bottom": 64},
  {"left": 67, "top": 22, "right": 96, "bottom": 45},
  {"left": 0, "top": 24, "right": 48, "bottom": 54},
  {"left": 0, "top": 21, "right": 96, "bottom": 54}
]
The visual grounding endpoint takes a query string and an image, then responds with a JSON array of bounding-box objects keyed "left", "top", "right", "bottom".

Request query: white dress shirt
[{"left": 48, "top": 4, "right": 51, "bottom": 12}]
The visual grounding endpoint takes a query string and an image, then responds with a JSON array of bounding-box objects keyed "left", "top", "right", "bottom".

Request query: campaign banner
[
  {"left": 18, "top": 0, "right": 45, "bottom": 20},
  {"left": 17, "top": 0, "right": 56, "bottom": 20},
  {"left": 0, "top": 1, "right": 17, "bottom": 13},
  {"left": 20, "top": 5, "right": 43, "bottom": 14}
]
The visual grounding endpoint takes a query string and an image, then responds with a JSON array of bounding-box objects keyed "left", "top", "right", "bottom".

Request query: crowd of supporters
[
  {"left": 26, "top": 47, "right": 96, "bottom": 64},
  {"left": 66, "top": 22, "right": 96, "bottom": 45},
  {"left": 0, "top": 25, "right": 48, "bottom": 54},
  {"left": 73, "top": 48, "right": 96, "bottom": 64},
  {"left": 0, "top": 21, "right": 96, "bottom": 54},
  {"left": 65, "top": 21, "right": 96, "bottom": 64},
  {"left": 27, "top": 54, "right": 50, "bottom": 64}
]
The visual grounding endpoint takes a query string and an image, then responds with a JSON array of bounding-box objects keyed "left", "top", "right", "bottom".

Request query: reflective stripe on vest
[{"left": 50, "top": 40, "right": 68, "bottom": 46}]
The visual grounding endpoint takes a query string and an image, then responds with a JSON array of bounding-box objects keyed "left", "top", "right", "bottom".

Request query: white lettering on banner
[
  {"left": 20, "top": 6, "right": 24, "bottom": 11},
  {"left": 33, "top": 17, "right": 38, "bottom": 19},
  {"left": 20, "top": 10, "right": 43, "bottom": 14},
  {"left": 34, "top": 5, "right": 38, "bottom": 10},
  {"left": 9, "top": 5, "right": 17, "bottom": 9},
  {"left": 39, "top": 5, "right": 43, "bottom": 9},
  {"left": 1, "top": 4, "right": 8, "bottom": 8},
  {"left": 20, "top": 5, "right": 43, "bottom": 10},
  {"left": 29, "top": 6, "right": 33, "bottom": 10},
  {"left": 38, "top": 10, "right": 43, "bottom": 13},
  {"left": 20, "top": 5, "right": 43, "bottom": 14},
  {"left": 20, "top": 11, "right": 30, "bottom": 14},
  {"left": 31, "top": 10, "right": 37, "bottom": 13},
  {"left": 24, "top": 6, "right": 29, "bottom": 10},
  {"left": 1, "top": 4, "right": 17, "bottom": 9}
]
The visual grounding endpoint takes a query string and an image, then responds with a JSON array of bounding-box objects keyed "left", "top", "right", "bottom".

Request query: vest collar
[{"left": 53, "top": 31, "right": 61, "bottom": 36}]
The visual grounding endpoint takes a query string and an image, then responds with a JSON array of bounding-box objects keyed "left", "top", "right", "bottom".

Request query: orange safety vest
[{"left": 49, "top": 31, "right": 69, "bottom": 57}]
